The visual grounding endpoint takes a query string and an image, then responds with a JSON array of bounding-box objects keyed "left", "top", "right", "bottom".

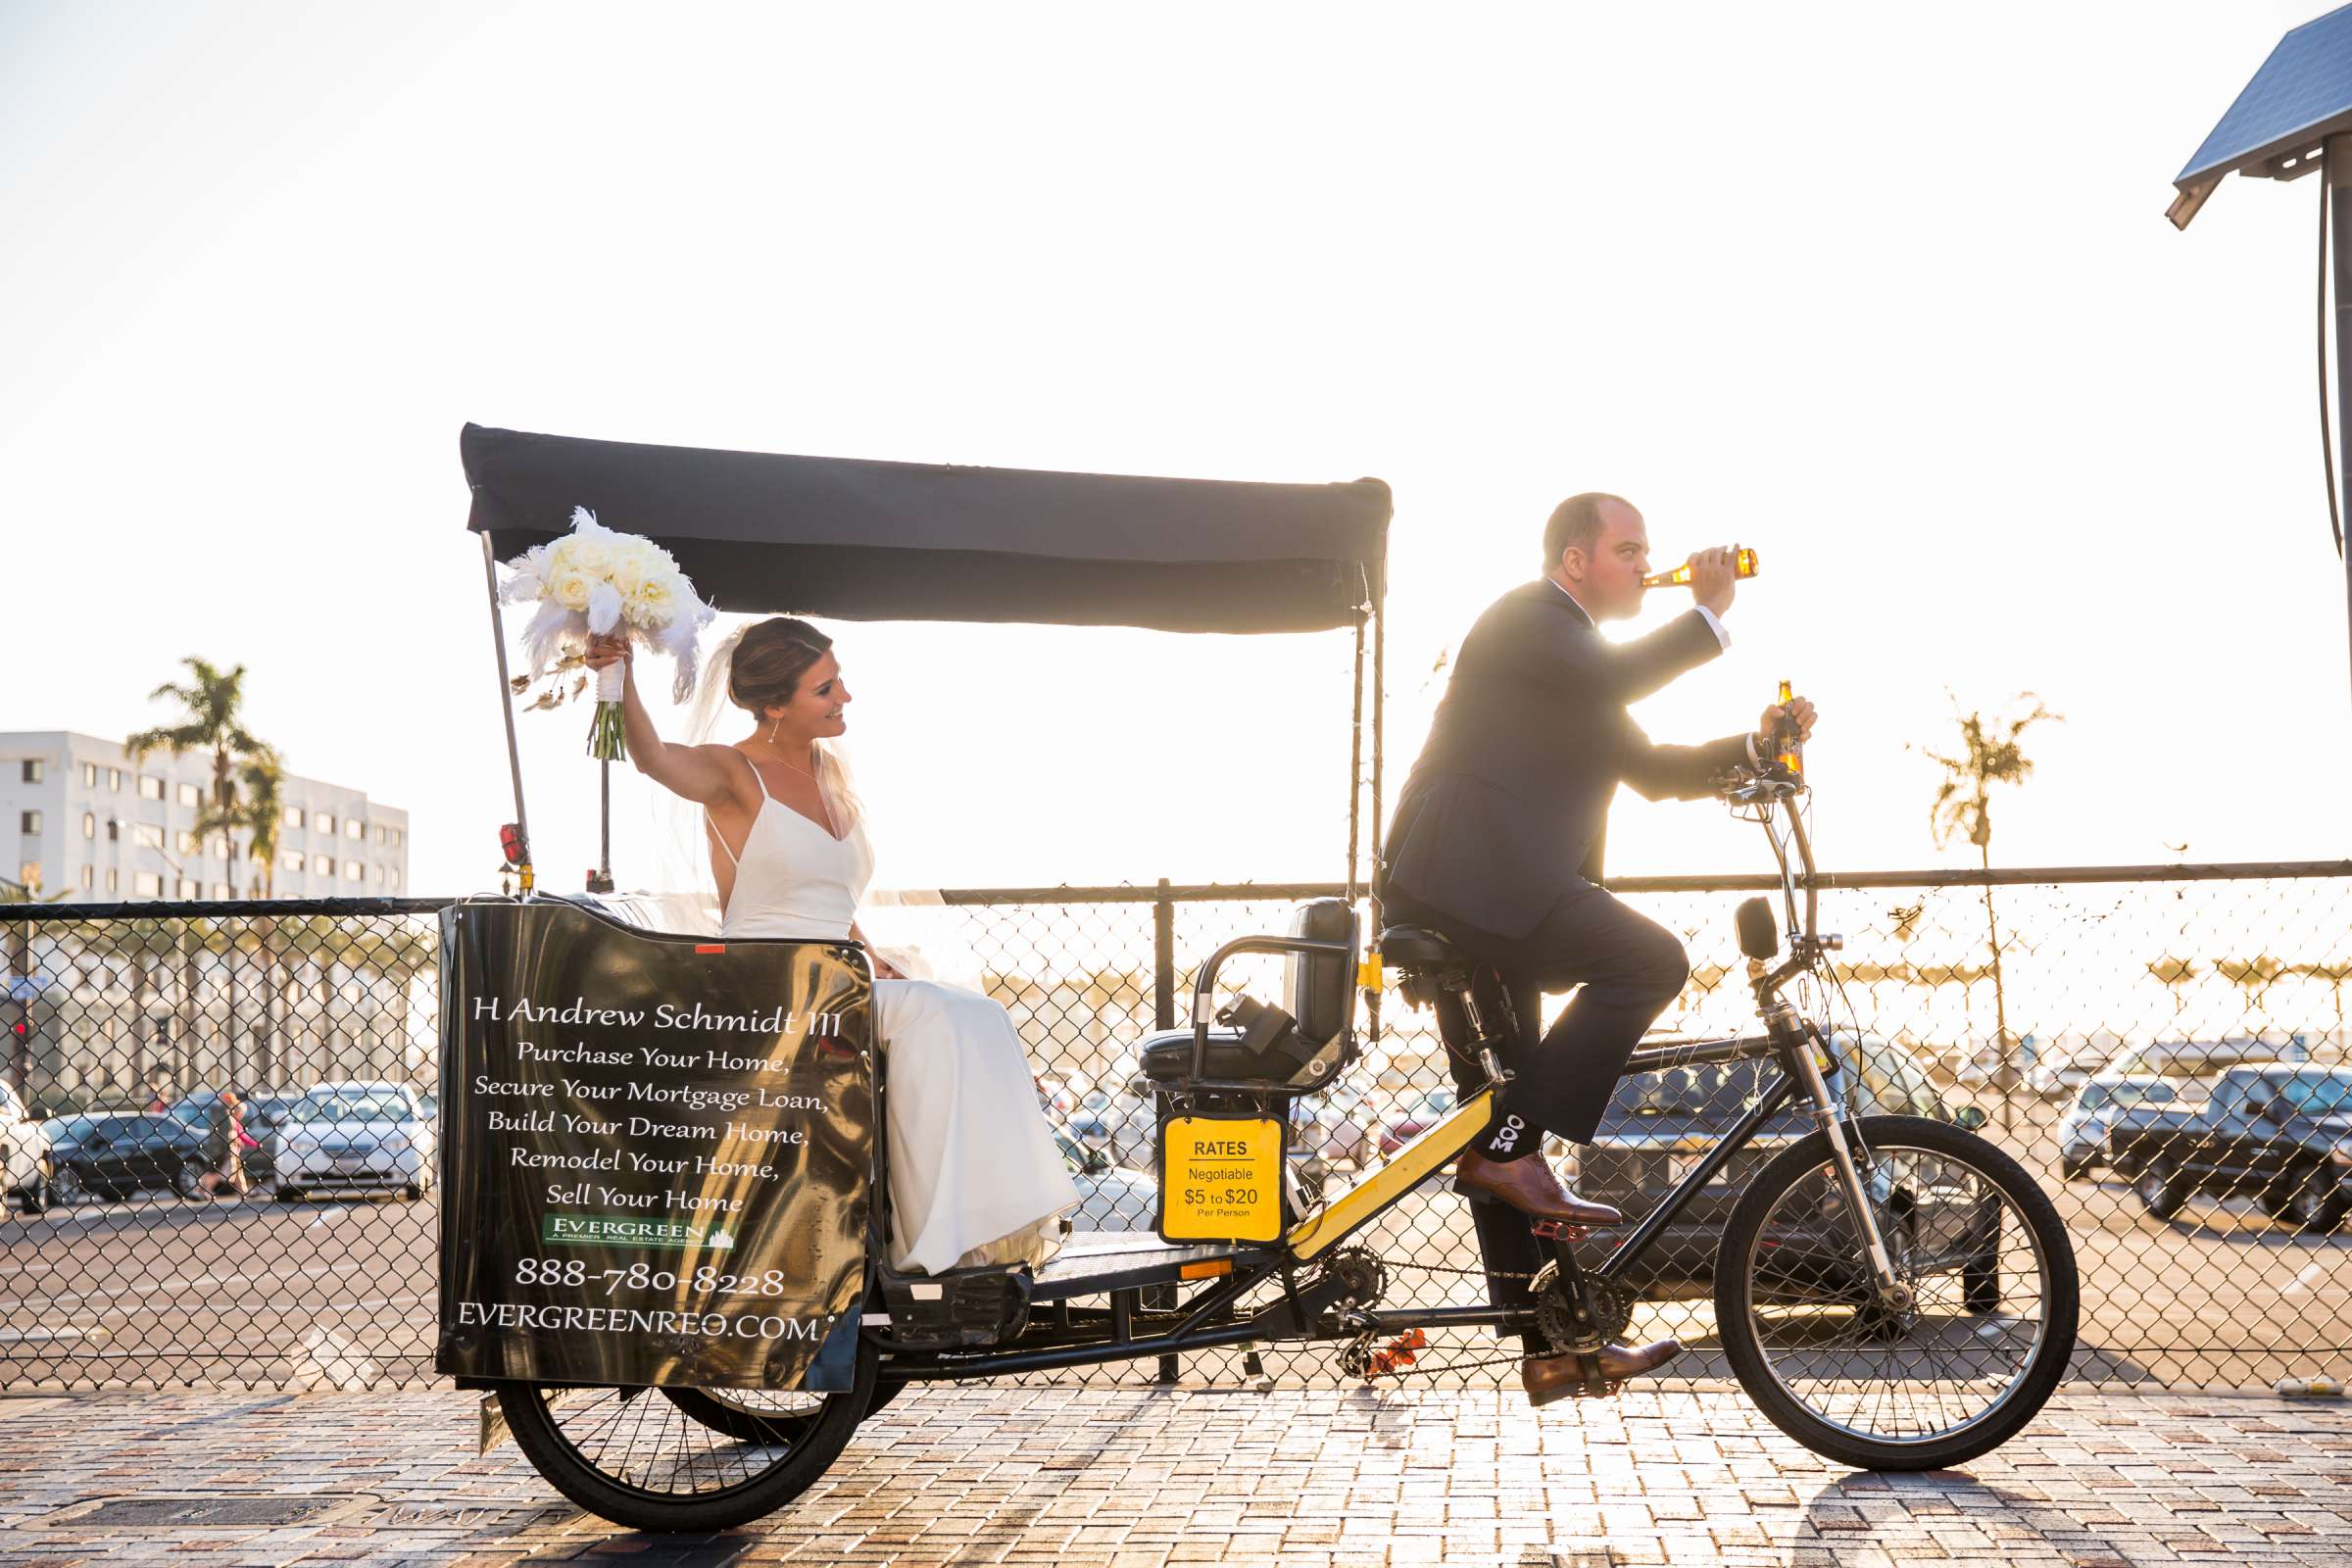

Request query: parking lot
[{"left": 5, "top": 1096, "right": 2347, "bottom": 1393}]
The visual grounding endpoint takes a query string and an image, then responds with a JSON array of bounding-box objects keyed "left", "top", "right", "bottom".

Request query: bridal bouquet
[{"left": 500, "top": 507, "right": 718, "bottom": 761}]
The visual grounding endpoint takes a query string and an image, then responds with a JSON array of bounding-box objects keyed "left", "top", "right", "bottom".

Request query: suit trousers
[
  {"left": 1386, "top": 880, "right": 1691, "bottom": 1147},
  {"left": 1387, "top": 881, "right": 1691, "bottom": 1349}
]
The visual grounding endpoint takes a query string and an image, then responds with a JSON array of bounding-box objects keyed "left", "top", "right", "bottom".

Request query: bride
[{"left": 585, "top": 616, "right": 1078, "bottom": 1274}]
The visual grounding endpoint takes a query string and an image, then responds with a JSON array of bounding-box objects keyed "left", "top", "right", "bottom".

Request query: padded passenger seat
[{"left": 1135, "top": 1028, "right": 1326, "bottom": 1087}]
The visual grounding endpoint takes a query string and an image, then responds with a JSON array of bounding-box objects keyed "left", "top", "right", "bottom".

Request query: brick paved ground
[{"left": 1, "top": 1385, "right": 2348, "bottom": 1567}]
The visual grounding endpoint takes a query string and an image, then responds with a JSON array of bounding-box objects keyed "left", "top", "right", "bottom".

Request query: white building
[{"left": 0, "top": 730, "right": 410, "bottom": 903}]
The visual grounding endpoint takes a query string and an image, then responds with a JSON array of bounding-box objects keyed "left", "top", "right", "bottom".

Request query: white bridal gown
[{"left": 709, "top": 766, "right": 1078, "bottom": 1275}]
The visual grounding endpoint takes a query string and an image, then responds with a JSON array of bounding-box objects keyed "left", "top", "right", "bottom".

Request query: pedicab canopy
[{"left": 462, "top": 422, "right": 1391, "bottom": 633}]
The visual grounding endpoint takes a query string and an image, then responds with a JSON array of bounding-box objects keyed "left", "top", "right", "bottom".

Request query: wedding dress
[{"left": 709, "top": 761, "right": 1078, "bottom": 1274}]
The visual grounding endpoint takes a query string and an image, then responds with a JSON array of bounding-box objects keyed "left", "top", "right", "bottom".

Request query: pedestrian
[{"left": 202, "top": 1091, "right": 249, "bottom": 1197}]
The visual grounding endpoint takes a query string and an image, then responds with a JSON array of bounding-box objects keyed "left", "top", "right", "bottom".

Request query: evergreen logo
[{"left": 543, "top": 1211, "right": 738, "bottom": 1251}]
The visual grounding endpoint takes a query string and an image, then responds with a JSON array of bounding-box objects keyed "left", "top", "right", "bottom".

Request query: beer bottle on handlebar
[
  {"left": 1774, "top": 677, "right": 1803, "bottom": 776},
  {"left": 1642, "top": 547, "right": 1759, "bottom": 589}
]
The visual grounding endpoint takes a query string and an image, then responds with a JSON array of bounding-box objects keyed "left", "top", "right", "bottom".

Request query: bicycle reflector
[
  {"left": 498, "top": 823, "right": 526, "bottom": 868},
  {"left": 1735, "top": 896, "right": 1779, "bottom": 961}
]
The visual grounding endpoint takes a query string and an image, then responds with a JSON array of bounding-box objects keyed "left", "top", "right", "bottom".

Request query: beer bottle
[
  {"left": 1642, "top": 547, "right": 1759, "bottom": 589},
  {"left": 1774, "top": 678, "right": 1803, "bottom": 775}
]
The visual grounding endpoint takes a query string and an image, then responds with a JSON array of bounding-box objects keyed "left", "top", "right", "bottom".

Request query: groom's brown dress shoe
[
  {"left": 1453, "top": 1151, "right": 1621, "bottom": 1226},
  {"left": 1522, "top": 1337, "right": 1685, "bottom": 1406}
]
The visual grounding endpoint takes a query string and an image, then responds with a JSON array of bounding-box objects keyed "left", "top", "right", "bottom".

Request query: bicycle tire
[
  {"left": 1714, "top": 1114, "right": 2077, "bottom": 1471},
  {"left": 661, "top": 1368, "right": 905, "bottom": 1436},
  {"left": 497, "top": 1338, "right": 877, "bottom": 1532}
]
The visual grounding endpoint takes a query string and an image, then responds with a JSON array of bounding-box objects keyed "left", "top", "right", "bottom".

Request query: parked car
[
  {"left": 43, "top": 1112, "right": 209, "bottom": 1203},
  {"left": 1055, "top": 1130, "right": 1156, "bottom": 1232},
  {"left": 1064, "top": 1080, "right": 1157, "bottom": 1173},
  {"left": 1569, "top": 1034, "right": 1997, "bottom": 1304},
  {"left": 2056, "top": 1074, "right": 2180, "bottom": 1178},
  {"left": 1, "top": 1079, "right": 47, "bottom": 1213},
  {"left": 2026, "top": 1045, "right": 2109, "bottom": 1102},
  {"left": 1377, "top": 1088, "right": 1458, "bottom": 1156},
  {"left": 2103, "top": 1039, "right": 2307, "bottom": 1082},
  {"left": 1294, "top": 1096, "right": 1375, "bottom": 1188},
  {"left": 270, "top": 1081, "right": 437, "bottom": 1201},
  {"left": 2107, "top": 1063, "right": 2352, "bottom": 1231}
]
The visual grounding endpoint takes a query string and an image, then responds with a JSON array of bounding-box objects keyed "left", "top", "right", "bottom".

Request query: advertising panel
[{"left": 435, "top": 900, "right": 871, "bottom": 1390}]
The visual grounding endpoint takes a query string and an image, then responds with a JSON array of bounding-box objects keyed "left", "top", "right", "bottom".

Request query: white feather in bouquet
[{"left": 499, "top": 507, "right": 719, "bottom": 758}]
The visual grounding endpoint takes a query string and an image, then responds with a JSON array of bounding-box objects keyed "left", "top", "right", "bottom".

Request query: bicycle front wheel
[{"left": 1714, "top": 1114, "right": 2077, "bottom": 1471}]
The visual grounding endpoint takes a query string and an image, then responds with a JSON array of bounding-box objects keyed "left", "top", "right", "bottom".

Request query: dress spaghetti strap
[{"left": 706, "top": 750, "right": 773, "bottom": 867}]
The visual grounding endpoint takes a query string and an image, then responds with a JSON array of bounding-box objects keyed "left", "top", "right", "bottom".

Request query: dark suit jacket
[{"left": 1379, "top": 580, "right": 1752, "bottom": 939}]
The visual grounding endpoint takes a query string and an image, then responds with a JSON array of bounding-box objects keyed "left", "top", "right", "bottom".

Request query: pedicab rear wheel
[{"left": 497, "top": 1338, "right": 878, "bottom": 1532}]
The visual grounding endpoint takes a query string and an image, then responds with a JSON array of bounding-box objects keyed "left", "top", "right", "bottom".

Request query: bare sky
[{"left": 4, "top": 0, "right": 2346, "bottom": 899}]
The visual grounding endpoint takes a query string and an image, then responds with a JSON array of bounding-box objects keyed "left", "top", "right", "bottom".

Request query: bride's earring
[{"left": 766, "top": 715, "right": 782, "bottom": 745}]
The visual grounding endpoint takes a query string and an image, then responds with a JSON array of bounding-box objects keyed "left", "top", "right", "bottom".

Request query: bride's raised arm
[{"left": 583, "top": 634, "right": 743, "bottom": 808}]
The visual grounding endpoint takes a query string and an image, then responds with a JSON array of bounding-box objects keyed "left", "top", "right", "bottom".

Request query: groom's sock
[{"left": 1474, "top": 1094, "right": 1544, "bottom": 1161}]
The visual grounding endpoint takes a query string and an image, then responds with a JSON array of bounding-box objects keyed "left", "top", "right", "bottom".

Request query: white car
[
  {"left": 0, "top": 1081, "right": 46, "bottom": 1214},
  {"left": 270, "top": 1081, "right": 436, "bottom": 1201}
]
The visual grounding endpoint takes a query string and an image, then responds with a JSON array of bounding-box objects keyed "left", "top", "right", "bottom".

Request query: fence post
[{"left": 1152, "top": 879, "right": 1180, "bottom": 1385}]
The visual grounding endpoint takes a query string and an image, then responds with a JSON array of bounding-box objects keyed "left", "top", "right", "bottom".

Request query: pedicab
[{"left": 439, "top": 423, "right": 2079, "bottom": 1533}]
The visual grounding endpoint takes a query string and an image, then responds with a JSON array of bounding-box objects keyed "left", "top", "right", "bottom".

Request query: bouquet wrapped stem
[{"left": 588, "top": 659, "right": 629, "bottom": 760}]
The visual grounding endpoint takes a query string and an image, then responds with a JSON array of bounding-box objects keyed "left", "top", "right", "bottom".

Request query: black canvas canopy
[{"left": 463, "top": 423, "right": 1390, "bottom": 634}]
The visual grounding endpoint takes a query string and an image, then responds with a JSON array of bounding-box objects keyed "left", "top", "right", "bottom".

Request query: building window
[
  {"left": 21, "top": 760, "right": 42, "bottom": 784},
  {"left": 132, "top": 823, "right": 165, "bottom": 851},
  {"left": 282, "top": 850, "right": 304, "bottom": 872},
  {"left": 106, "top": 817, "right": 120, "bottom": 844},
  {"left": 212, "top": 882, "right": 231, "bottom": 900},
  {"left": 390, "top": 868, "right": 402, "bottom": 891},
  {"left": 317, "top": 811, "right": 336, "bottom": 836},
  {"left": 284, "top": 806, "right": 304, "bottom": 829},
  {"left": 176, "top": 783, "right": 201, "bottom": 808},
  {"left": 80, "top": 864, "right": 93, "bottom": 892},
  {"left": 106, "top": 868, "right": 119, "bottom": 895},
  {"left": 138, "top": 775, "right": 164, "bottom": 801},
  {"left": 174, "top": 877, "right": 197, "bottom": 900},
  {"left": 372, "top": 864, "right": 385, "bottom": 885},
  {"left": 391, "top": 827, "right": 404, "bottom": 850},
  {"left": 213, "top": 838, "right": 230, "bottom": 862},
  {"left": 344, "top": 858, "right": 361, "bottom": 881},
  {"left": 81, "top": 762, "right": 98, "bottom": 788},
  {"left": 347, "top": 818, "right": 364, "bottom": 841},
  {"left": 19, "top": 810, "right": 39, "bottom": 834},
  {"left": 109, "top": 768, "right": 122, "bottom": 792},
  {"left": 134, "top": 872, "right": 162, "bottom": 897},
  {"left": 81, "top": 812, "right": 95, "bottom": 840},
  {"left": 177, "top": 830, "right": 199, "bottom": 855}
]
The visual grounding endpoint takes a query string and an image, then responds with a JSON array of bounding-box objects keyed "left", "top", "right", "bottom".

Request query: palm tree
[
  {"left": 126, "top": 657, "right": 266, "bottom": 891},
  {"left": 1921, "top": 693, "right": 2061, "bottom": 1128}
]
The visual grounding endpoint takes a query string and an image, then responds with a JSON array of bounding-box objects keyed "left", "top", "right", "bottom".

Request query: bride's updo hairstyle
[
  {"left": 726, "top": 616, "right": 833, "bottom": 716},
  {"left": 717, "top": 615, "right": 862, "bottom": 828}
]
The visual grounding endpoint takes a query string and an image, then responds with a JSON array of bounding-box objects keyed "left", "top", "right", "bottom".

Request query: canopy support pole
[
  {"left": 479, "top": 532, "right": 534, "bottom": 893},
  {"left": 1346, "top": 607, "right": 1366, "bottom": 905},
  {"left": 1368, "top": 581, "right": 1386, "bottom": 1048},
  {"left": 2330, "top": 134, "right": 2352, "bottom": 712}
]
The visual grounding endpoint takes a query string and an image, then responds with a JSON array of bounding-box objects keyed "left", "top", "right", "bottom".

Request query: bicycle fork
[{"left": 1777, "top": 1005, "right": 1911, "bottom": 1313}]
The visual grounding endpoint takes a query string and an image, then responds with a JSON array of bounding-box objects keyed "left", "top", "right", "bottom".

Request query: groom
[{"left": 1379, "top": 492, "right": 1818, "bottom": 1404}]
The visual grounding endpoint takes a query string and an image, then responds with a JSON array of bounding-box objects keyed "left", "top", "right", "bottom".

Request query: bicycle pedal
[{"left": 1527, "top": 1220, "right": 1587, "bottom": 1241}]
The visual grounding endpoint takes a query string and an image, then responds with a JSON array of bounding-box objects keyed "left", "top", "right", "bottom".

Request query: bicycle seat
[{"left": 1377, "top": 925, "right": 1460, "bottom": 968}]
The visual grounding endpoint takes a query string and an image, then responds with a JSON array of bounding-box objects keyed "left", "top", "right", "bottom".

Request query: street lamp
[{"left": 2170, "top": 4, "right": 2352, "bottom": 704}]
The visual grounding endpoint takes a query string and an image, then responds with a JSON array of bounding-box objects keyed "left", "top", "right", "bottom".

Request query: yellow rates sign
[{"left": 1158, "top": 1114, "right": 1285, "bottom": 1242}]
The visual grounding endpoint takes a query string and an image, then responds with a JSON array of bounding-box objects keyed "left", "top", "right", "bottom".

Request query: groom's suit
[{"left": 1379, "top": 579, "right": 1753, "bottom": 1342}]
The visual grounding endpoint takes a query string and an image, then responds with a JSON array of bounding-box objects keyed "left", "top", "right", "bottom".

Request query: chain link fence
[{"left": 5, "top": 865, "right": 2350, "bottom": 1393}]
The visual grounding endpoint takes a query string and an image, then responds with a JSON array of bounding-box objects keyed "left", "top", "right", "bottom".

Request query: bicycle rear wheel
[
  {"left": 1714, "top": 1114, "right": 2077, "bottom": 1471},
  {"left": 497, "top": 1339, "right": 877, "bottom": 1532}
]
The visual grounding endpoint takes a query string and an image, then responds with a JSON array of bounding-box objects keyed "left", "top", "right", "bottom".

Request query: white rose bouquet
[{"left": 499, "top": 507, "right": 718, "bottom": 761}]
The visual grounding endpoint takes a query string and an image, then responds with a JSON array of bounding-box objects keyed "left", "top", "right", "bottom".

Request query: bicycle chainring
[
  {"left": 1317, "top": 1247, "right": 1389, "bottom": 1309},
  {"left": 1531, "top": 1261, "right": 1637, "bottom": 1351}
]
